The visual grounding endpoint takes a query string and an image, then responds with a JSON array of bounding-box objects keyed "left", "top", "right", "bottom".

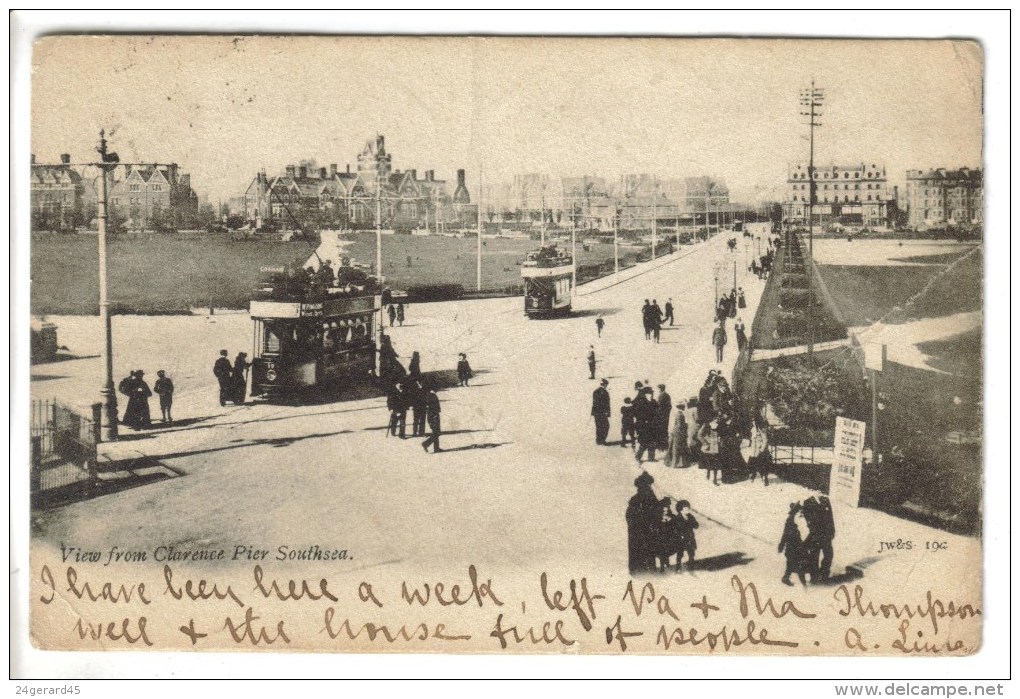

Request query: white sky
[{"left": 32, "top": 36, "right": 983, "bottom": 204}]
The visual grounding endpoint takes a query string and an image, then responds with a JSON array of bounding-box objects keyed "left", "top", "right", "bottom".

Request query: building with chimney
[
  {"left": 105, "top": 162, "right": 198, "bottom": 230},
  {"left": 904, "top": 167, "right": 983, "bottom": 230},
  {"left": 30, "top": 153, "right": 84, "bottom": 231},
  {"left": 241, "top": 135, "right": 472, "bottom": 232},
  {"left": 783, "top": 162, "right": 892, "bottom": 228}
]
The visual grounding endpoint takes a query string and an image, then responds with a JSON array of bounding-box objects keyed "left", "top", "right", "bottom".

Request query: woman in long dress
[{"left": 122, "top": 370, "right": 152, "bottom": 429}]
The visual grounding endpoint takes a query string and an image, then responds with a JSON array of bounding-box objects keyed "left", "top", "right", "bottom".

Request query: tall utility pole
[
  {"left": 651, "top": 177, "right": 657, "bottom": 259},
  {"left": 570, "top": 202, "right": 577, "bottom": 296},
  {"left": 96, "top": 130, "right": 120, "bottom": 441},
  {"left": 800, "top": 81, "right": 824, "bottom": 361},
  {"left": 613, "top": 203, "right": 620, "bottom": 277},
  {"left": 476, "top": 164, "right": 483, "bottom": 292},
  {"left": 375, "top": 166, "right": 383, "bottom": 375}
]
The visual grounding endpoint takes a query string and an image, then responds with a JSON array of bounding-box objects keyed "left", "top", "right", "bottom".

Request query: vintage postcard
[{"left": 22, "top": 33, "right": 989, "bottom": 661}]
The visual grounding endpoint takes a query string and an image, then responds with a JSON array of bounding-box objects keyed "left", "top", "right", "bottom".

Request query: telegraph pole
[
  {"left": 651, "top": 177, "right": 657, "bottom": 259},
  {"left": 613, "top": 203, "right": 620, "bottom": 277},
  {"left": 800, "top": 81, "right": 824, "bottom": 361},
  {"left": 476, "top": 164, "right": 483, "bottom": 292},
  {"left": 95, "top": 130, "right": 120, "bottom": 441}
]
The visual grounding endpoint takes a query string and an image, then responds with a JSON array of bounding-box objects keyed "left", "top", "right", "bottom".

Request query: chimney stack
[
  {"left": 60, "top": 153, "right": 71, "bottom": 165},
  {"left": 298, "top": 165, "right": 307, "bottom": 179},
  {"left": 457, "top": 169, "right": 466, "bottom": 186},
  {"left": 410, "top": 169, "right": 417, "bottom": 180},
  {"left": 286, "top": 165, "right": 296, "bottom": 178},
  {"left": 31, "top": 154, "right": 36, "bottom": 164},
  {"left": 346, "top": 164, "right": 351, "bottom": 174},
  {"left": 426, "top": 170, "right": 434, "bottom": 182},
  {"left": 330, "top": 164, "right": 338, "bottom": 176},
  {"left": 319, "top": 167, "right": 327, "bottom": 179}
]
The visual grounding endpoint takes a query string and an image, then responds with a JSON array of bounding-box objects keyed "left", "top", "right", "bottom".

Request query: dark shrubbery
[
  {"left": 781, "top": 274, "right": 809, "bottom": 289},
  {"left": 405, "top": 283, "right": 465, "bottom": 302},
  {"left": 779, "top": 288, "right": 810, "bottom": 308}
]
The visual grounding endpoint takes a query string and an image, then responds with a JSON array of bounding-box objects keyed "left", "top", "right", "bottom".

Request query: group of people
[
  {"left": 384, "top": 373, "right": 443, "bottom": 453},
  {"left": 716, "top": 287, "right": 746, "bottom": 322},
  {"left": 118, "top": 368, "right": 174, "bottom": 429},
  {"left": 640, "top": 299, "right": 673, "bottom": 343},
  {"left": 591, "top": 379, "right": 682, "bottom": 465},
  {"left": 778, "top": 495, "right": 836, "bottom": 586},
  {"left": 386, "top": 302, "right": 406, "bottom": 327},
  {"left": 749, "top": 245, "right": 776, "bottom": 280},
  {"left": 626, "top": 472, "right": 700, "bottom": 574},
  {"left": 213, "top": 350, "right": 251, "bottom": 407},
  {"left": 380, "top": 349, "right": 474, "bottom": 453}
]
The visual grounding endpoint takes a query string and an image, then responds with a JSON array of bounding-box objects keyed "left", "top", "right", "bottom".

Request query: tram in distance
[
  {"left": 521, "top": 244, "right": 574, "bottom": 317},
  {"left": 248, "top": 259, "right": 385, "bottom": 401}
]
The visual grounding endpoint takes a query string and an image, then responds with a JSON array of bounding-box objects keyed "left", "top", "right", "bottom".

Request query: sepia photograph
[{"left": 11, "top": 10, "right": 1009, "bottom": 685}]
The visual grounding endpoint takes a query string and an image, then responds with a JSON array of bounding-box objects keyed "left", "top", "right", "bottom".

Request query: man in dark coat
[
  {"left": 387, "top": 381, "right": 408, "bottom": 438},
  {"left": 591, "top": 379, "right": 611, "bottom": 445},
  {"left": 421, "top": 386, "right": 442, "bottom": 453},
  {"left": 620, "top": 397, "right": 636, "bottom": 449},
  {"left": 779, "top": 502, "right": 808, "bottom": 586},
  {"left": 213, "top": 350, "right": 232, "bottom": 407},
  {"left": 712, "top": 320, "right": 728, "bottom": 363},
  {"left": 587, "top": 346, "right": 597, "bottom": 380},
  {"left": 664, "top": 298, "right": 675, "bottom": 326},
  {"left": 642, "top": 300, "right": 653, "bottom": 340},
  {"left": 154, "top": 369, "right": 174, "bottom": 424},
  {"left": 232, "top": 352, "right": 250, "bottom": 404},
  {"left": 409, "top": 379, "right": 427, "bottom": 437},
  {"left": 634, "top": 387, "right": 657, "bottom": 463},
  {"left": 625, "top": 472, "right": 659, "bottom": 574},
  {"left": 656, "top": 384, "right": 672, "bottom": 450}
]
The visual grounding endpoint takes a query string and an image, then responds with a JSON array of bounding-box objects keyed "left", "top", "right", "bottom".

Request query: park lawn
[
  {"left": 817, "top": 252, "right": 982, "bottom": 327},
  {"left": 31, "top": 230, "right": 655, "bottom": 315},
  {"left": 31, "top": 231, "right": 319, "bottom": 315}
]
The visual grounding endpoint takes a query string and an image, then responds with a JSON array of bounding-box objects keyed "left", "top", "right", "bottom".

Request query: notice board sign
[{"left": 830, "top": 416, "right": 867, "bottom": 508}]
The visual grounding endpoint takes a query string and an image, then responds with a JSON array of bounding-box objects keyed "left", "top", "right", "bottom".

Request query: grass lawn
[
  {"left": 31, "top": 231, "right": 319, "bottom": 315},
  {"left": 30, "top": 231, "right": 653, "bottom": 315},
  {"left": 817, "top": 251, "right": 982, "bottom": 327}
]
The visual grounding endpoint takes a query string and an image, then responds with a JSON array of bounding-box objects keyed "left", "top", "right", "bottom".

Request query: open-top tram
[
  {"left": 521, "top": 245, "right": 574, "bottom": 317},
  {"left": 249, "top": 262, "right": 384, "bottom": 401}
]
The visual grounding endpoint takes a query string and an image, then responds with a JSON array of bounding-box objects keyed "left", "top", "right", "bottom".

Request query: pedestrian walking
[
  {"left": 408, "top": 351, "right": 422, "bottom": 379},
  {"left": 591, "top": 378, "right": 611, "bottom": 445},
  {"left": 654, "top": 497, "right": 677, "bottom": 573},
  {"left": 386, "top": 381, "right": 408, "bottom": 438},
  {"left": 634, "top": 387, "right": 658, "bottom": 463},
  {"left": 120, "top": 370, "right": 152, "bottom": 429},
  {"left": 655, "top": 384, "right": 672, "bottom": 451},
  {"left": 712, "top": 320, "right": 727, "bottom": 363},
  {"left": 387, "top": 304, "right": 397, "bottom": 327},
  {"left": 735, "top": 318, "right": 748, "bottom": 352},
  {"left": 396, "top": 302, "right": 405, "bottom": 326},
  {"left": 664, "top": 298, "right": 675, "bottom": 326},
  {"left": 625, "top": 471, "right": 659, "bottom": 574},
  {"left": 697, "top": 419, "right": 721, "bottom": 485},
  {"left": 154, "top": 369, "right": 174, "bottom": 424},
  {"left": 232, "top": 352, "right": 250, "bottom": 405},
  {"left": 651, "top": 300, "right": 663, "bottom": 343},
  {"left": 213, "top": 349, "right": 232, "bottom": 407},
  {"left": 642, "top": 300, "right": 653, "bottom": 340},
  {"left": 683, "top": 397, "right": 700, "bottom": 466},
  {"left": 587, "top": 346, "right": 597, "bottom": 380},
  {"left": 664, "top": 402, "right": 687, "bottom": 468},
  {"left": 737, "top": 287, "right": 747, "bottom": 309},
  {"left": 674, "top": 500, "right": 699, "bottom": 571},
  {"left": 595, "top": 316, "right": 605, "bottom": 337},
  {"left": 747, "top": 412, "right": 771, "bottom": 485},
  {"left": 410, "top": 379, "right": 427, "bottom": 437},
  {"left": 421, "top": 385, "right": 442, "bottom": 453},
  {"left": 457, "top": 353, "right": 473, "bottom": 387},
  {"left": 779, "top": 502, "right": 809, "bottom": 586},
  {"left": 620, "top": 397, "right": 636, "bottom": 449}
]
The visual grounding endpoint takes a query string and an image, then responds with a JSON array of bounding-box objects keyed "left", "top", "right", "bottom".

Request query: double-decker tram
[
  {"left": 521, "top": 244, "right": 574, "bottom": 317},
  {"left": 249, "top": 260, "right": 384, "bottom": 401}
]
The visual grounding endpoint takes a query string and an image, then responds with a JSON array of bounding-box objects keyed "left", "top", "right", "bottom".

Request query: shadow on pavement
[
  {"left": 433, "top": 441, "right": 511, "bottom": 453},
  {"left": 686, "top": 551, "right": 754, "bottom": 571},
  {"left": 572, "top": 308, "right": 622, "bottom": 318}
]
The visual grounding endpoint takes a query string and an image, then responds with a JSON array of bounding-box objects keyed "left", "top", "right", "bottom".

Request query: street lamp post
[
  {"left": 613, "top": 204, "right": 620, "bottom": 277},
  {"left": 96, "top": 130, "right": 120, "bottom": 441}
]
